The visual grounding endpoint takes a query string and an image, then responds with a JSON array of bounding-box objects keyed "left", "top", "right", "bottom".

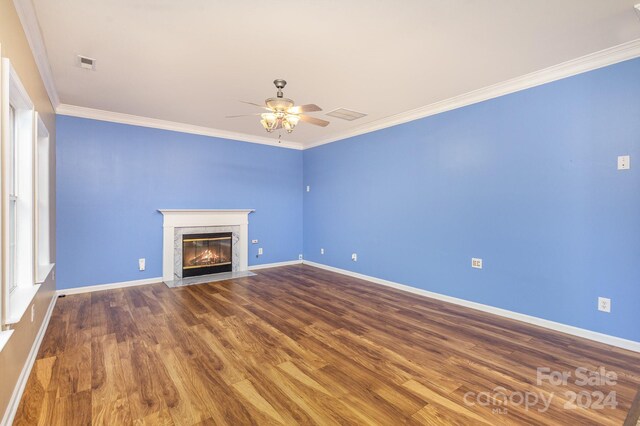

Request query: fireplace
[
  {"left": 159, "top": 209, "right": 254, "bottom": 286},
  {"left": 182, "top": 232, "right": 233, "bottom": 277}
]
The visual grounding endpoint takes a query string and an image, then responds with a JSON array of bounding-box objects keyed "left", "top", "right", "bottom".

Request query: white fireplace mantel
[{"left": 159, "top": 209, "right": 254, "bottom": 283}]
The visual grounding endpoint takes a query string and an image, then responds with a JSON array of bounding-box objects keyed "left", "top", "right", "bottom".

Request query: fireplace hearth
[{"left": 182, "top": 232, "right": 232, "bottom": 277}]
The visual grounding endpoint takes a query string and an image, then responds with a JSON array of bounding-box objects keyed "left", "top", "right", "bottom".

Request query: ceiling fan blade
[
  {"left": 226, "top": 113, "right": 262, "bottom": 118},
  {"left": 288, "top": 104, "right": 322, "bottom": 114},
  {"left": 240, "top": 101, "right": 272, "bottom": 111},
  {"left": 240, "top": 100, "right": 265, "bottom": 107},
  {"left": 300, "top": 115, "right": 330, "bottom": 127}
]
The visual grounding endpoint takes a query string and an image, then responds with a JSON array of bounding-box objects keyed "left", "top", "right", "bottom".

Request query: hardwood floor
[{"left": 14, "top": 265, "right": 640, "bottom": 425}]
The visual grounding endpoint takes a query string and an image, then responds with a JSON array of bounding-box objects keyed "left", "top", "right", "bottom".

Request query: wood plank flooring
[{"left": 14, "top": 265, "right": 640, "bottom": 425}]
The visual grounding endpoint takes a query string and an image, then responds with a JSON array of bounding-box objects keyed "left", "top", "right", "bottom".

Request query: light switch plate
[
  {"left": 258, "top": 248, "right": 263, "bottom": 255},
  {"left": 617, "top": 155, "right": 630, "bottom": 170},
  {"left": 471, "top": 258, "right": 483, "bottom": 269}
]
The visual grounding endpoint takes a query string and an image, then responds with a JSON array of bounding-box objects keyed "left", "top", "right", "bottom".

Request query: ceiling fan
[{"left": 226, "top": 79, "right": 329, "bottom": 134}]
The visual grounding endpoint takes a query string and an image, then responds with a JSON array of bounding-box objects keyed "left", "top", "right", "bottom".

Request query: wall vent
[
  {"left": 77, "top": 55, "right": 96, "bottom": 70},
  {"left": 326, "top": 108, "right": 367, "bottom": 121}
]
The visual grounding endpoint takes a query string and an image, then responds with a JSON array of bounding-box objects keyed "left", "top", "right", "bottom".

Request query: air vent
[
  {"left": 326, "top": 108, "right": 367, "bottom": 121},
  {"left": 77, "top": 55, "right": 96, "bottom": 70}
]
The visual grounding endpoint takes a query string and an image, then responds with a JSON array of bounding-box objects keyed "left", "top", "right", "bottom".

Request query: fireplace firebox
[{"left": 182, "top": 232, "right": 232, "bottom": 277}]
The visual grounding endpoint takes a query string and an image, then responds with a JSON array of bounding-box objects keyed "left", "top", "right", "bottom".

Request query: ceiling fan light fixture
[
  {"left": 228, "top": 79, "right": 328, "bottom": 135},
  {"left": 261, "top": 113, "right": 278, "bottom": 132},
  {"left": 282, "top": 114, "right": 300, "bottom": 133}
]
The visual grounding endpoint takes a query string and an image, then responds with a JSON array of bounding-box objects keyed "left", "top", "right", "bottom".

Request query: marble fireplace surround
[{"left": 159, "top": 209, "right": 254, "bottom": 284}]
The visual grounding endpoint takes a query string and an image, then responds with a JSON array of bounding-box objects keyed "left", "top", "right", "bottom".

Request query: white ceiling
[{"left": 31, "top": 0, "right": 640, "bottom": 147}]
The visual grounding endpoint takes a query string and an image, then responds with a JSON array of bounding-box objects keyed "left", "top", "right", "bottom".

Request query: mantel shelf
[{"left": 158, "top": 209, "right": 255, "bottom": 214}]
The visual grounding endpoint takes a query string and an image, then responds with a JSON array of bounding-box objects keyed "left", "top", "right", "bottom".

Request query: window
[
  {"left": 35, "top": 113, "right": 53, "bottom": 282},
  {"left": 1, "top": 58, "right": 38, "bottom": 328},
  {"left": 8, "top": 105, "right": 17, "bottom": 294}
]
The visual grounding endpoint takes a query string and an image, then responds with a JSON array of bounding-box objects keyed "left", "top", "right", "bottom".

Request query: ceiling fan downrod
[{"left": 273, "top": 79, "right": 287, "bottom": 98}]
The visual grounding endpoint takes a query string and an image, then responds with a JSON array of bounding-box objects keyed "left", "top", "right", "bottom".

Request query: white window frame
[
  {"left": 1, "top": 58, "right": 39, "bottom": 328},
  {"left": 34, "top": 112, "right": 53, "bottom": 283}
]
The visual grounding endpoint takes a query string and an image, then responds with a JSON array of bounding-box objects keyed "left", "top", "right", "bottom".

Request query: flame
[{"left": 187, "top": 249, "right": 229, "bottom": 267}]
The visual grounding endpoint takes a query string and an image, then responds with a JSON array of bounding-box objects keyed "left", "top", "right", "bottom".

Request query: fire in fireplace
[{"left": 182, "top": 232, "right": 232, "bottom": 277}]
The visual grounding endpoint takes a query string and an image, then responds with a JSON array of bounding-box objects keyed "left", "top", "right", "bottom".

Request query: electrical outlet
[
  {"left": 351, "top": 253, "right": 358, "bottom": 262},
  {"left": 298, "top": 254, "right": 303, "bottom": 260},
  {"left": 617, "top": 155, "right": 630, "bottom": 170},
  {"left": 320, "top": 248, "right": 324, "bottom": 255},
  {"left": 472, "top": 258, "right": 483, "bottom": 269},
  {"left": 251, "top": 239, "right": 259, "bottom": 244},
  {"left": 258, "top": 248, "right": 263, "bottom": 256},
  {"left": 31, "top": 305, "right": 35, "bottom": 322},
  {"left": 306, "top": 185, "right": 310, "bottom": 192},
  {"left": 598, "top": 297, "right": 611, "bottom": 313},
  {"left": 139, "top": 258, "right": 145, "bottom": 271}
]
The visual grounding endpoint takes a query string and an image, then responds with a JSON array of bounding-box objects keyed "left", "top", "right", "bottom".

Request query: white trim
[
  {"left": 57, "top": 276, "right": 163, "bottom": 296},
  {"left": 8, "top": 63, "right": 34, "bottom": 110},
  {"left": 248, "top": 259, "right": 302, "bottom": 270},
  {"left": 1, "top": 292, "right": 57, "bottom": 426},
  {"left": 305, "top": 38, "right": 640, "bottom": 149},
  {"left": 12, "top": 0, "right": 60, "bottom": 108},
  {"left": 56, "top": 104, "right": 303, "bottom": 150},
  {"left": 57, "top": 261, "right": 303, "bottom": 294},
  {"left": 158, "top": 209, "right": 255, "bottom": 213},
  {"left": 0, "top": 330, "right": 14, "bottom": 353},
  {"left": 35, "top": 263, "right": 55, "bottom": 284},
  {"left": 302, "top": 260, "right": 640, "bottom": 353}
]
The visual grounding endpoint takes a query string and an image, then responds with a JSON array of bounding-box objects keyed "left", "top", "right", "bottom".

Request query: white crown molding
[
  {"left": 12, "top": 0, "right": 60, "bottom": 108},
  {"left": 56, "top": 103, "right": 303, "bottom": 150},
  {"left": 305, "top": 38, "right": 640, "bottom": 149},
  {"left": 15, "top": 0, "right": 640, "bottom": 152},
  {"left": 302, "top": 261, "right": 640, "bottom": 353}
]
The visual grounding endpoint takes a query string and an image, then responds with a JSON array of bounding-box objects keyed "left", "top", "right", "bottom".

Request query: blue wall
[
  {"left": 56, "top": 116, "right": 302, "bottom": 289},
  {"left": 303, "top": 58, "right": 640, "bottom": 342}
]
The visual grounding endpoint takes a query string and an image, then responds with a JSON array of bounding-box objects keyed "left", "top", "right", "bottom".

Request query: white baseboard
[
  {"left": 58, "top": 276, "right": 163, "bottom": 295},
  {"left": 248, "top": 259, "right": 303, "bottom": 270},
  {"left": 1, "top": 292, "right": 57, "bottom": 426},
  {"left": 302, "top": 260, "right": 640, "bottom": 353},
  {"left": 56, "top": 262, "right": 305, "bottom": 294}
]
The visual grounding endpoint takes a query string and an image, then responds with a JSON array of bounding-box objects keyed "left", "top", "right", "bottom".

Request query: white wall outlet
[
  {"left": 471, "top": 258, "right": 483, "bottom": 269},
  {"left": 320, "top": 248, "right": 324, "bottom": 255},
  {"left": 251, "top": 239, "right": 259, "bottom": 244},
  {"left": 617, "top": 155, "right": 630, "bottom": 170},
  {"left": 298, "top": 254, "right": 303, "bottom": 260},
  {"left": 306, "top": 185, "right": 310, "bottom": 192},
  {"left": 258, "top": 247, "right": 263, "bottom": 256},
  {"left": 138, "top": 258, "right": 145, "bottom": 271},
  {"left": 351, "top": 253, "right": 358, "bottom": 262},
  {"left": 598, "top": 297, "right": 611, "bottom": 313},
  {"left": 31, "top": 305, "right": 35, "bottom": 323}
]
